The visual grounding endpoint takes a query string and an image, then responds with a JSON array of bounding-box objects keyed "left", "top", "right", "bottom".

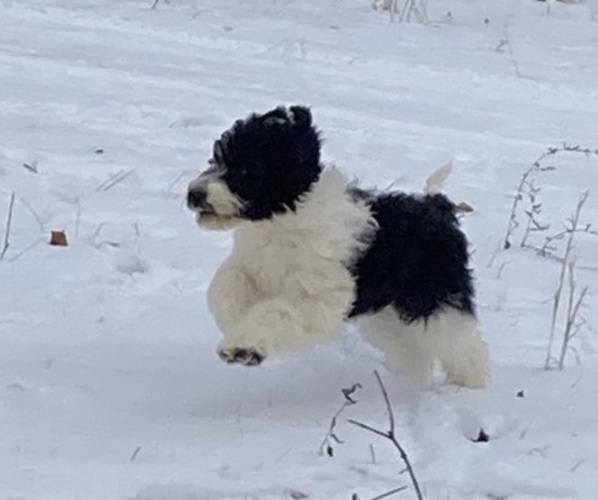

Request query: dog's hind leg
[
  {"left": 359, "top": 308, "right": 434, "bottom": 387},
  {"left": 431, "top": 309, "right": 489, "bottom": 389},
  {"left": 359, "top": 307, "right": 489, "bottom": 389}
]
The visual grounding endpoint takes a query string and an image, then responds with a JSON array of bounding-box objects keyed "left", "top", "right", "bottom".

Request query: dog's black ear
[
  {"left": 213, "top": 139, "right": 224, "bottom": 164},
  {"left": 261, "top": 107, "right": 290, "bottom": 129},
  {"left": 289, "top": 106, "right": 312, "bottom": 127}
]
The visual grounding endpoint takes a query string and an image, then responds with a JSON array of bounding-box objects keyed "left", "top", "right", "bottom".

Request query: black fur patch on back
[{"left": 347, "top": 191, "right": 475, "bottom": 322}]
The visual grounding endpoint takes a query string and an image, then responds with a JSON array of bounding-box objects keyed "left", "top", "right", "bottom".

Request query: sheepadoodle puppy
[{"left": 187, "top": 105, "right": 489, "bottom": 388}]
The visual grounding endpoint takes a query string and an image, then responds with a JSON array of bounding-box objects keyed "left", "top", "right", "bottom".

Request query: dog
[{"left": 187, "top": 105, "right": 489, "bottom": 388}]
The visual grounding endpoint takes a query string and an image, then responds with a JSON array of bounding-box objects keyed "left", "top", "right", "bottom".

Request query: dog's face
[{"left": 187, "top": 105, "right": 322, "bottom": 230}]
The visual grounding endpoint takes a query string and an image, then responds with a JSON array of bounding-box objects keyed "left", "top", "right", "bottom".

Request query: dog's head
[{"left": 187, "top": 105, "right": 322, "bottom": 230}]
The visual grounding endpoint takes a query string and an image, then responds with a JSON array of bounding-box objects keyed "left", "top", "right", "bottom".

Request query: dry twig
[
  {"left": 129, "top": 445, "right": 142, "bottom": 462},
  {"left": 537, "top": 223, "right": 598, "bottom": 257},
  {"left": 1, "top": 192, "right": 16, "bottom": 260},
  {"left": 557, "top": 261, "right": 588, "bottom": 370},
  {"left": 374, "top": 0, "right": 428, "bottom": 23},
  {"left": 7, "top": 237, "right": 44, "bottom": 263},
  {"left": 22, "top": 161, "right": 38, "bottom": 174},
  {"left": 353, "top": 486, "right": 408, "bottom": 500},
  {"left": 96, "top": 169, "right": 135, "bottom": 192},
  {"left": 545, "top": 191, "right": 590, "bottom": 370},
  {"left": 349, "top": 371, "right": 424, "bottom": 500},
  {"left": 498, "top": 18, "right": 521, "bottom": 78},
  {"left": 319, "top": 383, "right": 362, "bottom": 457},
  {"left": 19, "top": 197, "right": 45, "bottom": 232},
  {"left": 504, "top": 147, "right": 557, "bottom": 249},
  {"left": 504, "top": 144, "right": 598, "bottom": 250},
  {"left": 519, "top": 180, "right": 549, "bottom": 248}
]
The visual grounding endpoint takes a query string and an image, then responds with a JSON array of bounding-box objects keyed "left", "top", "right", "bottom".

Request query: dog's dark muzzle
[
  {"left": 187, "top": 188, "right": 215, "bottom": 214},
  {"left": 187, "top": 188, "right": 206, "bottom": 209}
]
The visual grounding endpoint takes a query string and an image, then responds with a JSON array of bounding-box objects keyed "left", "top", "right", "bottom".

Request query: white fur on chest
[{"left": 229, "top": 168, "right": 374, "bottom": 302}]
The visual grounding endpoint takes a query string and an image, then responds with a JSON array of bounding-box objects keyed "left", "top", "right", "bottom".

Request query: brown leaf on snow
[{"left": 50, "top": 230, "right": 69, "bottom": 247}]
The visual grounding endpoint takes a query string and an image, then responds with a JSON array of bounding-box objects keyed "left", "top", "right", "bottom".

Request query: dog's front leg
[
  {"left": 217, "top": 295, "right": 349, "bottom": 366},
  {"left": 207, "top": 259, "right": 260, "bottom": 334}
]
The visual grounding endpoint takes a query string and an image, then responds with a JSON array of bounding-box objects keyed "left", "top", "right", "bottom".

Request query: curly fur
[{"left": 187, "top": 105, "right": 489, "bottom": 388}]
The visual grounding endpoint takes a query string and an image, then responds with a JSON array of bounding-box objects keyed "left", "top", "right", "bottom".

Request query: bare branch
[
  {"left": 374, "top": 370, "right": 395, "bottom": 438},
  {"left": 504, "top": 150, "right": 555, "bottom": 249},
  {"left": 348, "top": 419, "right": 391, "bottom": 440},
  {"left": 129, "top": 445, "right": 142, "bottom": 462},
  {"left": 19, "top": 197, "right": 45, "bottom": 232},
  {"left": 371, "top": 486, "right": 408, "bottom": 500},
  {"left": 501, "top": 18, "right": 521, "bottom": 78},
  {"left": 374, "top": 0, "right": 427, "bottom": 23},
  {"left": 95, "top": 169, "right": 135, "bottom": 192},
  {"left": 557, "top": 260, "right": 589, "bottom": 370},
  {"left": 0, "top": 192, "right": 16, "bottom": 260},
  {"left": 545, "top": 191, "right": 590, "bottom": 370},
  {"left": 369, "top": 443, "right": 377, "bottom": 464},
  {"left": 22, "top": 161, "right": 38, "bottom": 174},
  {"left": 504, "top": 145, "right": 598, "bottom": 250},
  {"left": 319, "top": 383, "right": 362, "bottom": 457},
  {"left": 164, "top": 172, "right": 186, "bottom": 197},
  {"left": 7, "top": 237, "right": 44, "bottom": 263},
  {"left": 538, "top": 224, "right": 598, "bottom": 257},
  {"left": 349, "top": 371, "right": 424, "bottom": 500}
]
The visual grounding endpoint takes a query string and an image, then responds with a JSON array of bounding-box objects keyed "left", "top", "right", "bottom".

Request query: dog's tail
[
  {"left": 424, "top": 162, "right": 474, "bottom": 215},
  {"left": 424, "top": 162, "right": 452, "bottom": 195}
]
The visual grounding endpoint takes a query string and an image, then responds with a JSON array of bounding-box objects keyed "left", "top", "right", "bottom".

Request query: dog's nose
[{"left": 187, "top": 188, "right": 207, "bottom": 209}]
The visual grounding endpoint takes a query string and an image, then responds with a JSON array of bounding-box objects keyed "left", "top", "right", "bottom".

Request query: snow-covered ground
[{"left": 2, "top": 0, "right": 598, "bottom": 498}]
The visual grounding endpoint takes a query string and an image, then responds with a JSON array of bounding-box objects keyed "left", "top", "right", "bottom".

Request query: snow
[{"left": 1, "top": 0, "right": 598, "bottom": 498}]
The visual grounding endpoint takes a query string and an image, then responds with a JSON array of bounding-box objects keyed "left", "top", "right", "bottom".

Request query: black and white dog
[{"left": 187, "top": 105, "right": 488, "bottom": 388}]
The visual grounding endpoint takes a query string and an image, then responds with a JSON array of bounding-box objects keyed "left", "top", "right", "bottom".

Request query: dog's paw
[{"left": 218, "top": 346, "right": 266, "bottom": 366}]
